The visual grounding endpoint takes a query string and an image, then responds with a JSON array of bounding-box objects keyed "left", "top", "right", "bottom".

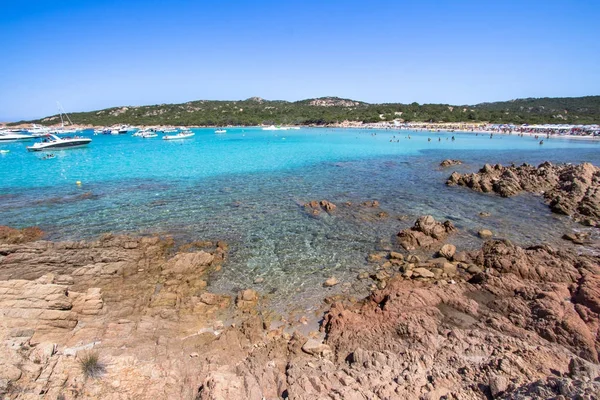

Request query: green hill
[{"left": 13, "top": 95, "right": 600, "bottom": 126}]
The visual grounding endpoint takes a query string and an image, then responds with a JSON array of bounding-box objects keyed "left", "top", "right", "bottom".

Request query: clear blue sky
[{"left": 1, "top": 0, "right": 599, "bottom": 121}]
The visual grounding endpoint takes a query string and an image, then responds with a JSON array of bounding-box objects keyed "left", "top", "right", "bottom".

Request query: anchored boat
[
  {"left": 26, "top": 134, "right": 91, "bottom": 151},
  {"left": 163, "top": 129, "right": 195, "bottom": 140},
  {"left": 0, "top": 131, "right": 34, "bottom": 141}
]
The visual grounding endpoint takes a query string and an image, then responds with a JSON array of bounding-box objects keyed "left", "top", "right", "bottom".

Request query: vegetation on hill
[{"left": 13, "top": 96, "right": 600, "bottom": 126}]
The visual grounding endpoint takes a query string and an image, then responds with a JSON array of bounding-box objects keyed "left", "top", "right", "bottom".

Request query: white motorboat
[
  {"left": 108, "top": 125, "right": 130, "bottom": 135},
  {"left": 27, "top": 124, "right": 51, "bottom": 137},
  {"left": 262, "top": 125, "right": 291, "bottom": 131},
  {"left": 49, "top": 127, "right": 78, "bottom": 135},
  {"left": 94, "top": 127, "right": 111, "bottom": 135},
  {"left": 215, "top": 129, "right": 227, "bottom": 134},
  {"left": 133, "top": 128, "right": 157, "bottom": 137},
  {"left": 26, "top": 134, "right": 91, "bottom": 151},
  {"left": 163, "top": 130, "right": 194, "bottom": 140},
  {"left": 159, "top": 127, "right": 178, "bottom": 134},
  {"left": 0, "top": 131, "right": 34, "bottom": 141}
]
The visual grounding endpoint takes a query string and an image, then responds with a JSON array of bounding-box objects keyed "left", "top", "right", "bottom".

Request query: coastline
[{"left": 4, "top": 121, "right": 599, "bottom": 141}]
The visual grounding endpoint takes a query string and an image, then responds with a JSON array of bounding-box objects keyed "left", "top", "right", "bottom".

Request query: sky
[{"left": 1, "top": 0, "right": 599, "bottom": 121}]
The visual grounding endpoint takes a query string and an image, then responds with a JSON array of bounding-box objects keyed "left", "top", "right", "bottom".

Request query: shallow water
[{"left": 1, "top": 128, "right": 599, "bottom": 312}]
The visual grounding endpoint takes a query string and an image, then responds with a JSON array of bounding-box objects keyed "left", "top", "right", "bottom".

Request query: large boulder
[{"left": 397, "top": 216, "right": 456, "bottom": 250}]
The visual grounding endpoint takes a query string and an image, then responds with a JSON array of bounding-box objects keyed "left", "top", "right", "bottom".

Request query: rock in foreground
[
  {"left": 195, "top": 239, "right": 600, "bottom": 399},
  {"left": 2, "top": 230, "right": 600, "bottom": 399}
]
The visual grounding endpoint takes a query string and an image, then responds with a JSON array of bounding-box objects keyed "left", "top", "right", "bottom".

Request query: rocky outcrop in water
[
  {"left": 440, "top": 159, "right": 463, "bottom": 168},
  {"left": 447, "top": 162, "right": 600, "bottom": 226},
  {"left": 397, "top": 215, "right": 456, "bottom": 250},
  {"left": 302, "top": 199, "right": 391, "bottom": 222},
  {"left": 303, "top": 200, "right": 337, "bottom": 215}
]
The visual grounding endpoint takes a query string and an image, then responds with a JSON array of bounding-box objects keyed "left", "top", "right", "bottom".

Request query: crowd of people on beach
[
  {"left": 484, "top": 124, "right": 600, "bottom": 137},
  {"left": 330, "top": 121, "right": 600, "bottom": 138}
]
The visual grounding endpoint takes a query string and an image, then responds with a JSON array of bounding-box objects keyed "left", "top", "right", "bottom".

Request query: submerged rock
[
  {"left": 323, "top": 277, "right": 339, "bottom": 287},
  {"left": 478, "top": 229, "right": 493, "bottom": 239},
  {"left": 304, "top": 200, "right": 337, "bottom": 215}
]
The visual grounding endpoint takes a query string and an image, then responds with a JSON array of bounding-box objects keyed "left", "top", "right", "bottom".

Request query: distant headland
[{"left": 7, "top": 95, "right": 600, "bottom": 126}]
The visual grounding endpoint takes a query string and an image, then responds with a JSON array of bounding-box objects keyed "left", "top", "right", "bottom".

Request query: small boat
[
  {"left": 94, "top": 127, "right": 111, "bottom": 135},
  {"left": 108, "top": 125, "right": 131, "bottom": 135},
  {"left": 133, "top": 128, "right": 158, "bottom": 138},
  {"left": 262, "top": 125, "right": 291, "bottom": 131},
  {"left": 0, "top": 150, "right": 10, "bottom": 154},
  {"left": 49, "top": 127, "right": 78, "bottom": 135},
  {"left": 163, "top": 130, "right": 195, "bottom": 140},
  {"left": 27, "top": 124, "right": 51, "bottom": 137},
  {"left": 159, "top": 127, "right": 178, "bottom": 134},
  {"left": 215, "top": 129, "right": 227, "bottom": 134},
  {"left": 0, "top": 131, "right": 34, "bottom": 141},
  {"left": 26, "top": 134, "right": 91, "bottom": 151}
]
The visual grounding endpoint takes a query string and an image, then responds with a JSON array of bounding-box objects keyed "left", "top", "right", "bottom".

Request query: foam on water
[{"left": 1, "top": 128, "right": 599, "bottom": 312}]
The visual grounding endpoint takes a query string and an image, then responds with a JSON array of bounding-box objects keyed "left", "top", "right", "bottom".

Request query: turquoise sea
[{"left": 1, "top": 128, "right": 599, "bottom": 310}]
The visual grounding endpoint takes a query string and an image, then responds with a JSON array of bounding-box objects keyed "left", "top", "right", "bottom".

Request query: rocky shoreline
[
  {"left": 1, "top": 161, "right": 600, "bottom": 399},
  {"left": 447, "top": 162, "right": 600, "bottom": 228}
]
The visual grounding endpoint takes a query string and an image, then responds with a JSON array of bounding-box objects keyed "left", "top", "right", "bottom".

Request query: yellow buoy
[{"left": 76, "top": 181, "right": 82, "bottom": 186}]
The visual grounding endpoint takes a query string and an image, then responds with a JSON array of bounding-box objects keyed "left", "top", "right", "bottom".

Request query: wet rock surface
[{"left": 447, "top": 162, "right": 600, "bottom": 226}]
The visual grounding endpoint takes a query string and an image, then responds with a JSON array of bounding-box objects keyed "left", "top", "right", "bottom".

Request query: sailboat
[{"left": 48, "top": 102, "right": 78, "bottom": 135}]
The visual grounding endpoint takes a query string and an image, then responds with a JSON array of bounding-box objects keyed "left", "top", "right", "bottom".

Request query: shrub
[{"left": 78, "top": 350, "right": 105, "bottom": 379}]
